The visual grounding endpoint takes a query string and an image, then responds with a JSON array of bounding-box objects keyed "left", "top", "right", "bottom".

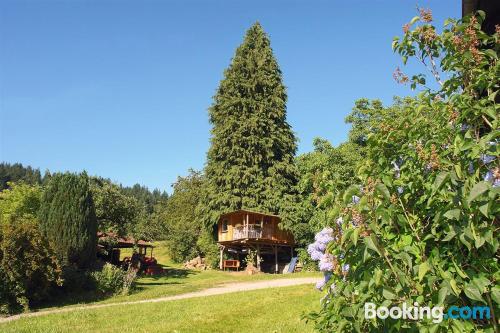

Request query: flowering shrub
[
  {"left": 308, "top": 224, "right": 351, "bottom": 290},
  {"left": 307, "top": 10, "right": 499, "bottom": 332}
]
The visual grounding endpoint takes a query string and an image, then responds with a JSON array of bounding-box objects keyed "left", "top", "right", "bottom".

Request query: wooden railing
[{"left": 233, "top": 225, "right": 270, "bottom": 240}]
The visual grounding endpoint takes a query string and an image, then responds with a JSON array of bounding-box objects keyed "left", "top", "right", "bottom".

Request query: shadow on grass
[{"left": 31, "top": 265, "right": 198, "bottom": 311}]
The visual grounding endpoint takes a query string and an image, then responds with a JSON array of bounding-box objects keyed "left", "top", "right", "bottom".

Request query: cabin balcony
[
  {"left": 217, "top": 209, "right": 295, "bottom": 245},
  {"left": 233, "top": 225, "right": 270, "bottom": 240}
]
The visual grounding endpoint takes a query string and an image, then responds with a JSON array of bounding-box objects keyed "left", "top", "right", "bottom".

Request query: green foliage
[
  {"left": 90, "top": 263, "right": 136, "bottom": 295},
  {"left": 0, "top": 216, "right": 61, "bottom": 314},
  {"left": 201, "top": 22, "right": 299, "bottom": 228},
  {"left": 243, "top": 249, "right": 262, "bottom": 267},
  {"left": 294, "top": 139, "right": 364, "bottom": 245},
  {"left": 345, "top": 99, "right": 386, "bottom": 147},
  {"left": 153, "top": 170, "right": 204, "bottom": 262},
  {"left": 309, "top": 11, "right": 499, "bottom": 332},
  {"left": 292, "top": 99, "right": 387, "bottom": 246},
  {"left": 0, "top": 182, "right": 42, "bottom": 222},
  {"left": 196, "top": 229, "right": 220, "bottom": 269},
  {"left": 39, "top": 172, "right": 98, "bottom": 269},
  {"left": 0, "top": 182, "right": 61, "bottom": 314},
  {"left": 90, "top": 178, "right": 142, "bottom": 236},
  {"left": 297, "top": 248, "right": 318, "bottom": 272}
]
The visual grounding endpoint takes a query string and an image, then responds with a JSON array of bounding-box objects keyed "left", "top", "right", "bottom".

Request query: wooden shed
[{"left": 217, "top": 210, "right": 295, "bottom": 273}]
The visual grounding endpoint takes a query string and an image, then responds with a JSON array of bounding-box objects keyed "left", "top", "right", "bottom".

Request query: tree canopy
[
  {"left": 153, "top": 170, "right": 205, "bottom": 262},
  {"left": 90, "top": 178, "right": 142, "bottom": 236}
]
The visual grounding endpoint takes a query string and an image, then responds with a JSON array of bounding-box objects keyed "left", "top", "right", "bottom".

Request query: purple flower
[
  {"left": 315, "top": 228, "right": 334, "bottom": 246},
  {"left": 336, "top": 217, "right": 343, "bottom": 226},
  {"left": 307, "top": 243, "right": 323, "bottom": 261},
  {"left": 309, "top": 228, "right": 336, "bottom": 262},
  {"left": 484, "top": 170, "right": 493, "bottom": 182},
  {"left": 468, "top": 162, "right": 475, "bottom": 175},
  {"left": 315, "top": 279, "right": 326, "bottom": 290},
  {"left": 484, "top": 170, "right": 499, "bottom": 188},
  {"left": 342, "top": 264, "right": 350, "bottom": 273},
  {"left": 315, "top": 272, "right": 332, "bottom": 291},
  {"left": 480, "top": 154, "right": 496, "bottom": 164},
  {"left": 352, "top": 195, "right": 360, "bottom": 204},
  {"left": 319, "top": 253, "right": 335, "bottom": 272},
  {"left": 397, "top": 186, "right": 404, "bottom": 195}
]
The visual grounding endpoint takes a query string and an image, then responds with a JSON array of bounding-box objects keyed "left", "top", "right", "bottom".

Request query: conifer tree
[
  {"left": 202, "top": 22, "right": 299, "bottom": 227},
  {"left": 39, "top": 172, "right": 97, "bottom": 268}
]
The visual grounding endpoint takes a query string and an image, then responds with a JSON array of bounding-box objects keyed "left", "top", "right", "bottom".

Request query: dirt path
[{"left": 0, "top": 277, "right": 318, "bottom": 324}]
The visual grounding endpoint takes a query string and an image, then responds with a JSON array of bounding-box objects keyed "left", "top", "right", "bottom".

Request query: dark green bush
[{"left": 39, "top": 172, "right": 97, "bottom": 269}]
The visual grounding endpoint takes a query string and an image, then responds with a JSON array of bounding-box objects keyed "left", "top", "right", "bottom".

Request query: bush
[
  {"left": 59, "top": 265, "right": 94, "bottom": 293},
  {"left": 0, "top": 217, "right": 61, "bottom": 314},
  {"left": 196, "top": 230, "right": 219, "bottom": 268},
  {"left": 0, "top": 182, "right": 41, "bottom": 221},
  {"left": 307, "top": 11, "right": 499, "bottom": 332},
  {"left": 90, "top": 263, "right": 136, "bottom": 296}
]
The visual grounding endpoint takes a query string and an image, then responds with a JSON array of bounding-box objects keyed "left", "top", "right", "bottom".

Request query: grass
[
  {"left": 39, "top": 266, "right": 321, "bottom": 309},
  {"left": 1, "top": 285, "right": 320, "bottom": 333},
  {"left": 34, "top": 241, "right": 321, "bottom": 309}
]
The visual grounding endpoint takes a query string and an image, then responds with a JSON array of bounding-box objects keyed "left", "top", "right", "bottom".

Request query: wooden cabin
[{"left": 217, "top": 210, "right": 295, "bottom": 273}]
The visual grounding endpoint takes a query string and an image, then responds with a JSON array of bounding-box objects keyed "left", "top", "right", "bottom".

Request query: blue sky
[{"left": 0, "top": 0, "right": 459, "bottom": 192}]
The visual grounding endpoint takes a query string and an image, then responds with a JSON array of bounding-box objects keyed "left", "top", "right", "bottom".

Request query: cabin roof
[
  {"left": 219, "top": 209, "right": 280, "bottom": 220},
  {"left": 97, "top": 232, "right": 154, "bottom": 248}
]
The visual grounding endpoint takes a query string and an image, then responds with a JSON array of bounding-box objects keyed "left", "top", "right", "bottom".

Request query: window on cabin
[{"left": 222, "top": 220, "right": 228, "bottom": 233}]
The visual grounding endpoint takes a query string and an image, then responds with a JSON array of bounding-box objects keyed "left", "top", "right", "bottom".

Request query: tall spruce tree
[
  {"left": 202, "top": 22, "right": 299, "bottom": 227},
  {"left": 39, "top": 172, "right": 97, "bottom": 268}
]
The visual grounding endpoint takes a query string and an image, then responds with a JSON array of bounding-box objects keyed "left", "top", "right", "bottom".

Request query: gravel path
[{"left": 0, "top": 277, "right": 318, "bottom": 324}]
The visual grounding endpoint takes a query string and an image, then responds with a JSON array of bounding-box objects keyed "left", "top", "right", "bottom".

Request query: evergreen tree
[
  {"left": 39, "top": 172, "right": 97, "bottom": 268},
  {"left": 202, "top": 22, "right": 299, "bottom": 227},
  {"left": 0, "top": 163, "right": 42, "bottom": 190}
]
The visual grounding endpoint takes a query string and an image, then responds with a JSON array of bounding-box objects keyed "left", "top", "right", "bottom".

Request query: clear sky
[{"left": 0, "top": 0, "right": 459, "bottom": 192}]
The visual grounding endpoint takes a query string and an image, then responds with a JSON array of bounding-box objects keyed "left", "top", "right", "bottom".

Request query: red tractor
[{"left": 122, "top": 244, "right": 165, "bottom": 276}]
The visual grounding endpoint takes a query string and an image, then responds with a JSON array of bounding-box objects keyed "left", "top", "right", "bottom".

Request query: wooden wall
[{"left": 217, "top": 211, "right": 294, "bottom": 244}]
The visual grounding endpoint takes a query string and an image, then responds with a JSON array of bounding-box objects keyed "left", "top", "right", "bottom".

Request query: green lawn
[
  {"left": 2, "top": 241, "right": 323, "bottom": 332},
  {"left": 111, "top": 269, "right": 320, "bottom": 303},
  {"left": 35, "top": 241, "right": 321, "bottom": 309},
  {"left": 1, "top": 285, "right": 320, "bottom": 333}
]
